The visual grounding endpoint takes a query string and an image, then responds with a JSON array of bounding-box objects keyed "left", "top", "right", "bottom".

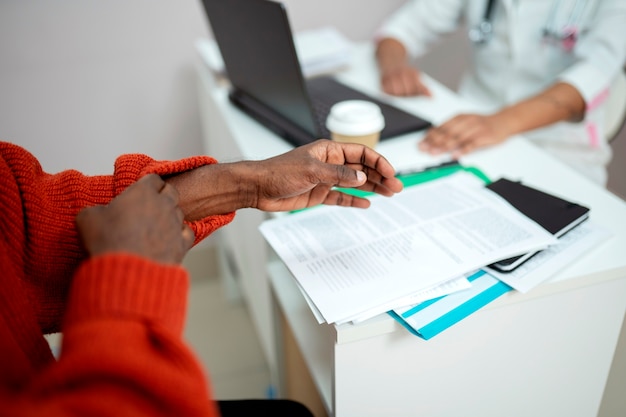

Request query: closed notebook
[{"left": 485, "top": 178, "right": 590, "bottom": 272}]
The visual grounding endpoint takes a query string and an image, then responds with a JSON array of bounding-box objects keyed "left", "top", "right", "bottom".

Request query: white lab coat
[{"left": 377, "top": 0, "right": 626, "bottom": 185}]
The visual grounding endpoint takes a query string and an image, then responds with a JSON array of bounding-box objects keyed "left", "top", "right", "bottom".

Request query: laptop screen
[{"left": 200, "top": 0, "right": 318, "bottom": 136}]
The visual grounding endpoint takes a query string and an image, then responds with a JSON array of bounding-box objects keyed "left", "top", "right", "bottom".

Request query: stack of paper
[
  {"left": 259, "top": 168, "right": 611, "bottom": 338},
  {"left": 391, "top": 219, "right": 610, "bottom": 339},
  {"left": 259, "top": 171, "right": 559, "bottom": 325}
]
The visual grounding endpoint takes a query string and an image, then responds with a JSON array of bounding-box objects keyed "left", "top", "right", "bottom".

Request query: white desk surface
[
  {"left": 198, "top": 42, "right": 626, "bottom": 416},
  {"left": 200, "top": 42, "right": 626, "bottom": 302}
]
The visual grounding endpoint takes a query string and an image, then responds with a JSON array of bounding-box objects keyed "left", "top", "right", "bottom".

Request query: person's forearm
[
  {"left": 166, "top": 161, "right": 258, "bottom": 221},
  {"left": 376, "top": 37, "right": 410, "bottom": 75},
  {"left": 494, "top": 82, "right": 586, "bottom": 137}
]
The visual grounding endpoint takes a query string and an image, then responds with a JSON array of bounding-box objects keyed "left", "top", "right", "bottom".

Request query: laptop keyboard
[
  {"left": 306, "top": 76, "right": 384, "bottom": 139},
  {"left": 310, "top": 95, "right": 334, "bottom": 138}
]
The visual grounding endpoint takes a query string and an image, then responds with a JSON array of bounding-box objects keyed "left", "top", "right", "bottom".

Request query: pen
[{"left": 395, "top": 159, "right": 460, "bottom": 177}]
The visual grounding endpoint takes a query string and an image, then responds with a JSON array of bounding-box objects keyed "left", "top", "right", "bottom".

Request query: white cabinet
[{"left": 195, "top": 64, "right": 284, "bottom": 383}]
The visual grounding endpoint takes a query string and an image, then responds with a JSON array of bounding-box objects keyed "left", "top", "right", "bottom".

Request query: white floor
[
  {"left": 181, "top": 242, "right": 274, "bottom": 401},
  {"left": 183, "top": 275, "right": 273, "bottom": 401}
]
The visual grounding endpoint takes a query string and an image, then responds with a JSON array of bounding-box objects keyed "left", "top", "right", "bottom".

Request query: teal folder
[{"left": 389, "top": 270, "right": 512, "bottom": 340}]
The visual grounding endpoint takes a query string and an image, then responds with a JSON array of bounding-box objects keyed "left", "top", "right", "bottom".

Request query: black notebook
[
  {"left": 485, "top": 178, "right": 590, "bottom": 272},
  {"left": 200, "top": 0, "right": 431, "bottom": 147}
]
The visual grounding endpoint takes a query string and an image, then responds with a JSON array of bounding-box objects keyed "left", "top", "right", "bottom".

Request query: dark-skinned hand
[
  {"left": 76, "top": 174, "right": 194, "bottom": 265},
  {"left": 251, "top": 139, "right": 405, "bottom": 212}
]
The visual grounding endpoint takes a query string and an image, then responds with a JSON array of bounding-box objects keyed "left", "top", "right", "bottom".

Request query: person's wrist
[
  {"left": 230, "top": 161, "right": 260, "bottom": 209},
  {"left": 166, "top": 162, "right": 258, "bottom": 218}
]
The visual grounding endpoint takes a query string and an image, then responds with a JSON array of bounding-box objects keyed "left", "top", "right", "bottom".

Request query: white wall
[
  {"left": 0, "top": 0, "right": 623, "bottom": 192},
  {"left": 0, "top": 0, "right": 211, "bottom": 175},
  {"left": 0, "top": 0, "right": 404, "bottom": 175}
]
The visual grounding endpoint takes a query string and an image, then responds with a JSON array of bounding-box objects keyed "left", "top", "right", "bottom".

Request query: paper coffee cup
[{"left": 326, "top": 100, "right": 385, "bottom": 148}]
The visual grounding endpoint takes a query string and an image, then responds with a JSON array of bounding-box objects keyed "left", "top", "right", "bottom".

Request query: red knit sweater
[{"left": 0, "top": 142, "right": 235, "bottom": 416}]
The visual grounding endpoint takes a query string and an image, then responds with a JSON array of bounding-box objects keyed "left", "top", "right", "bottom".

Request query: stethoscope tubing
[{"left": 469, "top": 0, "right": 587, "bottom": 49}]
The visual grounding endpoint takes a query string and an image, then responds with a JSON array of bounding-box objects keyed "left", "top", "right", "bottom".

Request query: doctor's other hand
[
  {"left": 376, "top": 37, "right": 432, "bottom": 97},
  {"left": 251, "top": 139, "right": 404, "bottom": 212},
  {"left": 418, "top": 113, "right": 510, "bottom": 158},
  {"left": 381, "top": 64, "right": 433, "bottom": 97},
  {"left": 76, "top": 174, "right": 194, "bottom": 265}
]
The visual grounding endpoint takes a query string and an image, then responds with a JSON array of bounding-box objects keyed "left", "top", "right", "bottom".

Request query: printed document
[
  {"left": 485, "top": 220, "right": 611, "bottom": 292},
  {"left": 259, "top": 172, "right": 557, "bottom": 324}
]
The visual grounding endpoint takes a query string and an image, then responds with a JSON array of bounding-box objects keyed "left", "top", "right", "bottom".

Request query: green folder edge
[
  {"left": 335, "top": 164, "right": 490, "bottom": 198},
  {"left": 291, "top": 164, "right": 491, "bottom": 214}
]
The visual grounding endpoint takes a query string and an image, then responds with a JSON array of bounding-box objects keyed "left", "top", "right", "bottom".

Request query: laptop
[{"left": 200, "top": 0, "right": 432, "bottom": 147}]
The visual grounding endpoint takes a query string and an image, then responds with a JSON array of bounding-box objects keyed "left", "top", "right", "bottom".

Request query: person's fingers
[
  {"left": 321, "top": 189, "right": 372, "bottom": 208},
  {"left": 392, "top": 67, "right": 430, "bottom": 97},
  {"left": 454, "top": 130, "right": 502, "bottom": 156},
  {"left": 453, "top": 140, "right": 480, "bottom": 156},
  {"left": 419, "top": 127, "right": 450, "bottom": 154},
  {"left": 299, "top": 158, "right": 401, "bottom": 204},
  {"left": 337, "top": 161, "right": 404, "bottom": 195},
  {"left": 387, "top": 76, "right": 401, "bottom": 96},
  {"left": 420, "top": 114, "right": 480, "bottom": 154},
  {"left": 75, "top": 205, "right": 103, "bottom": 234},
  {"left": 442, "top": 115, "right": 505, "bottom": 156},
  {"left": 400, "top": 72, "right": 416, "bottom": 96},
  {"left": 75, "top": 204, "right": 93, "bottom": 225},
  {"left": 181, "top": 224, "right": 195, "bottom": 252},
  {"left": 158, "top": 180, "right": 181, "bottom": 209},
  {"left": 138, "top": 173, "right": 166, "bottom": 192},
  {"left": 420, "top": 83, "right": 433, "bottom": 97},
  {"left": 450, "top": 126, "right": 487, "bottom": 154},
  {"left": 175, "top": 205, "right": 186, "bottom": 226},
  {"left": 335, "top": 143, "right": 399, "bottom": 181},
  {"left": 383, "top": 67, "right": 429, "bottom": 97},
  {"left": 319, "top": 159, "right": 401, "bottom": 197},
  {"left": 411, "top": 73, "right": 432, "bottom": 97}
]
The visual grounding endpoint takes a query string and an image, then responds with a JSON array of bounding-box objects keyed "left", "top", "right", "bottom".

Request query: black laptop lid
[{"left": 200, "top": 0, "right": 318, "bottom": 136}]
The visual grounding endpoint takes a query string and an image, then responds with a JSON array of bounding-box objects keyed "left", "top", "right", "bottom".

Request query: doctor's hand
[
  {"left": 381, "top": 65, "right": 433, "bottom": 97},
  {"left": 251, "top": 139, "right": 404, "bottom": 212},
  {"left": 418, "top": 113, "right": 511, "bottom": 158},
  {"left": 376, "top": 37, "right": 432, "bottom": 97}
]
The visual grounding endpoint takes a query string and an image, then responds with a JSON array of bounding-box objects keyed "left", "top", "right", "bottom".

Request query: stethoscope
[
  {"left": 467, "top": 0, "right": 496, "bottom": 44},
  {"left": 468, "top": 0, "right": 587, "bottom": 51}
]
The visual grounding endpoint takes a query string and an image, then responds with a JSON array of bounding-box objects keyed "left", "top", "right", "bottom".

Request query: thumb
[{"left": 331, "top": 166, "right": 367, "bottom": 188}]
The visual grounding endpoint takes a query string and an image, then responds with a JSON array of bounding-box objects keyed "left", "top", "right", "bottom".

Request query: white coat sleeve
[
  {"left": 558, "top": 0, "right": 626, "bottom": 102},
  {"left": 374, "top": 0, "right": 466, "bottom": 59}
]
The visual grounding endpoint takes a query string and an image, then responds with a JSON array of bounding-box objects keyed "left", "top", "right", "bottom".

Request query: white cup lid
[{"left": 325, "top": 100, "right": 385, "bottom": 136}]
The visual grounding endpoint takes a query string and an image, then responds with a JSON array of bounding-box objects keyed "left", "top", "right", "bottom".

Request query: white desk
[{"left": 196, "top": 43, "right": 626, "bottom": 417}]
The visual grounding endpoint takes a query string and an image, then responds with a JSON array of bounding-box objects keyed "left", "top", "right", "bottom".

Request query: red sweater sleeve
[
  {"left": 4, "top": 254, "right": 222, "bottom": 417},
  {"left": 0, "top": 141, "right": 234, "bottom": 334},
  {"left": 0, "top": 142, "right": 233, "bottom": 416}
]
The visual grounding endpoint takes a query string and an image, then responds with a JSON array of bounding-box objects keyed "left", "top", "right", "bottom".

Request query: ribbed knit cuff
[
  {"left": 112, "top": 154, "right": 237, "bottom": 243},
  {"left": 64, "top": 254, "right": 190, "bottom": 335}
]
